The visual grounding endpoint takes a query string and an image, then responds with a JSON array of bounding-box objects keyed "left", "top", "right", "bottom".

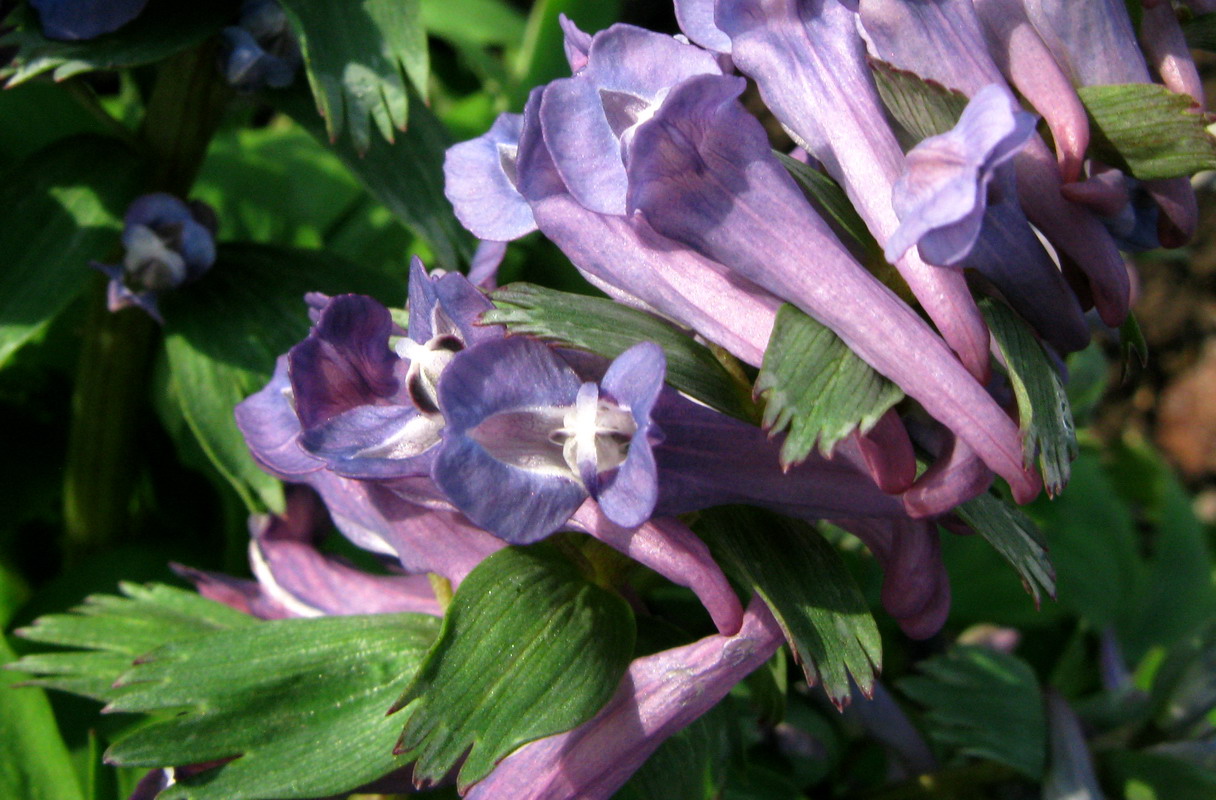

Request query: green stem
[{"left": 61, "top": 43, "right": 232, "bottom": 564}]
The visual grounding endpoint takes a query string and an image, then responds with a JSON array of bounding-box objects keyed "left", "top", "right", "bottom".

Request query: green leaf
[
  {"left": 279, "top": 0, "right": 428, "bottom": 152},
  {"left": 10, "top": 582, "right": 255, "bottom": 703},
  {"left": 161, "top": 241, "right": 403, "bottom": 512},
  {"left": 697, "top": 506, "right": 881, "bottom": 707},
  {"left": 1121, "top": 310, "right": 1149, "bottom": 370},
  {"left": 1182, "top": 12, "right": 1216, "bottom": 52},
  {"left": 0, "top": 2, "right": 224, "bottom": 86},
  {"left": 754, "top": 304, "right": 904, "bottom": 468},
  {"left": 774, "top": 151, "right": 882, "bottom": 261},
  {"left": 869, "top": 59, "right": 968, "bottom": 145},
  {"left": 980, "top": 299, "right": 1077, "bottom": 496},
  {"left": 0, "top": 135, "right": 145, "bottom": 370},
  {"left": 1146, "top": 621, "right": 1216, "bottom": 737},
  {"left": 421, "top": 0, "right": 526, "bottom": 46},
  {"left": 393, "top": 543, "right": 635, "bottom": 790},
  {"left": 277, "top": 85, "right": 474, "bottom": 270},
  {"left": 485, "top": 282, "right": 759, "bottom": 423},
  {"left": 1103, "top": 750, "right": 1216, "bottom": 800},
  {"left": 1, "top": 635, "right": 86, "bottom": 800},
  {"left": 104, "top": 614, "right": 441, "bottom": 800},
  {"left": 955, "top": 492, "right": 1055, "bottom": 606},
  {"left": 1078, "top": 83, "right": 1216, "bottom": 180},
  {"left": 898, "top": 645, "right": 1046, "bottom": 779},
  {"left": 0, "top": 80, "right": 112, "bottom": 168},
  {"left": 614, "top": 701, "right": 731, "bottom": 800}
]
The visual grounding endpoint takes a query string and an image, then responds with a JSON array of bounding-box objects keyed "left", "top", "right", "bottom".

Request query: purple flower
[
  {"left": 465, "top": 596, "right": 785, "bottom": 800},
  {"left": 91, "top": 193, "right": 217, "bottom": 323},
  {"left": 287, "top": 259, "right": 501, "bottom": 480},
  {"left": 29, "top": 0, "right": 148, "bottom": 41},
  {"left": 432, "top": 337, "right": 665, "bottom": 544},
  {"left": 219, "top": 0, "right": 301, "bottom": 92}
]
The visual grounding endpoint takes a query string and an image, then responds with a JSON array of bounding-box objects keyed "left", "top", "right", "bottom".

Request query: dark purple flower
[
  {"left": 219, "top": 0, "right": 301, "bottom": 92},
  {"left": 287, "top": 259, "right": 500, "bottom": 480},
  {"left": 432, "top": 337, "right": 665, "bottom": 544},
  {"left": 91, "top": 193, "right": 216, "bottom": 323},
  {"left": 29, "top": 0, "right": 148, "bottom": 41}
]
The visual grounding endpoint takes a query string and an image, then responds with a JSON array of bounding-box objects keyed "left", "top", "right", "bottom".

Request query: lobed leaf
[
  {"left": 980, "top": 299, "right": 1077, "bottom": 496},
  {"left": 486, "top": 282, "right": 758, "bottom": 422},
  {"left": 1078, "top": 83, "right": 1216, "bottom": 180},
  {"left": 697, "top": 506, "right": 881, "bottom": 708},
  {"left": 0, "top": 2, "right": 224, "bottom": 86},
  {"left": 10, "top": 582, "right": 255, "bottom": 703},
  {"left": 869, "top": 58, "right": 969, "bottom": 146},
  {"left": 279, "top": 0, "right": 428, "bottom": 152},
  {"left": 898, "top": 645, "right": 1046, "bottom": 779},
  {"left": 955, "top": 492, "right": 1055, "bottom": 606},
  {"left": 105, "top": 614, "right": 440, "bottom": 800},
  {"left": 754, "top": 304, "right": 904, "bottom": 468},
  {"left": 0, "top": 135, "right": 145, "bottom": 370},
  {"left": 392, "top": 543, "right": 635, "bottom": 790},
  {"left": 161, "top": 241, "right": 402, "bottom": 512}
]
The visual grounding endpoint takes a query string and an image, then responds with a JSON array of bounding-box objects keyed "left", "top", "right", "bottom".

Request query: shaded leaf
[
  {"left": 0, "top": 2, "right": 224, "bottom": 86},
  {"left": 161, "top": 241, "right": 402, "bottom": 512},
  {"left": 1147, "top": 621, "right": 1216, "bottom": 737},
  {"left": 754, "top": 304, "right": 904, "bottom": 468},
  {"left": 485, "top": 282, "right": 758, "bottom": 423},
  {"left": 1121, "top": 310, "right": 1149, "bottom": 370},
  {"left": 1078, "top": 83, "right": 1216, "bottom": 180},
  {"left": 697, "top": 506, "right": 881, "bottom": 708},
  {"left": 279, "top": 0, "right": 427, "bottom": 152},
  {"left": 898, "top": 645, "right": 1046, "bottom": 779},
  {"left": 0, "top": 135, "right": 144, "bottom": 369},
  {"left": 1182, "top": 12, "right": 1216, "bottom": 52},
  {"left": 393, "top": 543, "right": 635, "bottom": 790},
  {"left": 869, "top": 58, "right": 968, "bottom": 145},
  {"left": 276, "top": 84, "right": 474, "bottom": 270},
  {"left": 775, "top": 151, "right": 882, "bottom": 261},
  {"left": 614, "top": 701, "right": 731, "bottom": 800},
  {"left": 10, "top": 582, "right": 255, "bottom": 703},
  {"left": 980, "top": 299, "right": 1077, "bottom": 496},
  {"left": 955, "top": 492, "right": 1055, "bottom": 606},
  {"left": 1, "top": 635, "right": 86, "bottom": 800},
  {"left": 105, "top": 614, "right": 441, "bottom": 800},
  {"left": 1101, "top": 749, "right": 1216, "bottom": 800}
]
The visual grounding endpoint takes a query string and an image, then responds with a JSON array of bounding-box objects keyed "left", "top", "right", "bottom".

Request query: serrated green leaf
[
  {"left": 956, "top": 492, "right": 1055, "bottom": 606},
  {"left": 161, "top": 241, "right": 402, "bottom": 512},
  {"left": 614, "top": 700, "right": 731, "bottom": 800},
  {"left": 869, "top": 58, "right": 969, "bottom": 146},
  {"left": 774, "top": 151, "right": 882, "bottom": 261},
  {"left": 0, "top": 2, "right": 224, "bottom": 86},
  {"left": 421, "top": 0, "right": 526, "bottom": 46},
  {"left": 1078, "top": 83, "right": 1216, "bottom": 180},
  {"left": 697, "top": 506, "right": 880, "bottom": 708},
  {"left": 393, "top": 543, "right": 635, "bottom": 790},
  {"left": 980, "top": 299, "right": 1077, "bottom": 496},
  {"left": 276, "top": 84, "right": 474, "bottom": 270},
  {"left": 10, "top": 582, "right": 255, "bottom": 702},
  {"left": 1182, "top": 12, "right": 1216, "bottom": 52},
  {"left": 104, "top": 613, "right": 440, "bottom": 800},
  {"left": 754, "top": 304, "right": 904, "bottom": 468},
  {"left": 0, "top": 135, "right": 145, "bottom": 369},
  {"left": 485, "top": 282, "right": 758, "bottom": 423},
  {"left": 279, "top": 0, "right": 427, "bottom": 152},
  {"left": 1, "top": 635, "right": 86, "bottom": 800},
  {"left": 898, "top": 645, "right": 1046, "bottom": 779}
]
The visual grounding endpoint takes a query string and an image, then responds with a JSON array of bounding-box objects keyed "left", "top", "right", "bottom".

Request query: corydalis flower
[
  {"left": 288, "top": 259, "right": 500, "bottom": 479},
  {"left": 219, "top": 0, "right": 301, "bottom": 92},
  {"left": 91, "top": 193, "right": 216, "bottom": 323},
  {"left": 434, "top": 338, "right": 665, "bottom": 544},
  {"left": 29, "top": 0, "right": 148, "bottom": 40}
]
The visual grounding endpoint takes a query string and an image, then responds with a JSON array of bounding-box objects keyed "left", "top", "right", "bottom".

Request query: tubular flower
[
  {"left": 91, "top": 193, "right": 217, "bottom": 323},
  {"left": 219, "top": 0, "right": 302, "bottom": 92}
]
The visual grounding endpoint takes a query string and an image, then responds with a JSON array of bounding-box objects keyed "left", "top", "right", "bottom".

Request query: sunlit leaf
[
  {"left": 393, "top": 543, "right": 635, "bottom": 790},
  {"left": 105, "top": 614, "right": 440, "bottom": 800},
  {"left": 755, "top": 304, "right": 904, "bottom": 468},
  {"left": 485, "top": 282, "right": 758, "bottom": 423},
  {"left": 1078, "top": 83, "right": 1216, "bottom": 180},
  {"left": 697, "top": 506, "right": 881, "bottom": 707},
  {"left": 956, "top": 492, "right": 1055, "bottom": 606}
]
